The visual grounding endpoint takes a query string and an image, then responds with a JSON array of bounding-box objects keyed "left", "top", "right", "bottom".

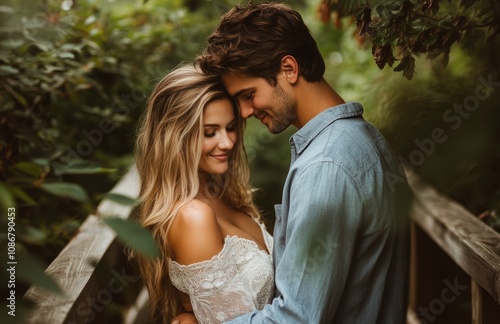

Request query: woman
[{"left": 134, "top": 64, "right": 274, "bottom": 324}]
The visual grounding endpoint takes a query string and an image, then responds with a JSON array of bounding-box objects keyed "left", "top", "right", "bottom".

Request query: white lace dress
[{"left": 168, "top": 222, "right": 275, "bottom": 324}]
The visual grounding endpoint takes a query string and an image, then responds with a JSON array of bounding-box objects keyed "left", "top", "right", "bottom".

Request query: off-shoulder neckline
[{"left": 168, "top": 222, "right": 271, "bottom": 269}]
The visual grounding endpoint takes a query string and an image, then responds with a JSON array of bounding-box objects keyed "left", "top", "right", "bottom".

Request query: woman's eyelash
[{"left": 204, "top": 122, "right": 236, "bottom": 136}]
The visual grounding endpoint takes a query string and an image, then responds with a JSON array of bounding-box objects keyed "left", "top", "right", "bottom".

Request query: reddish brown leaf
[
  {"left": 372, "top": 43, "right": 396, "bottom": 69},
  {"left": 356, "top": 7, "right": 372, "bottom": 36}
]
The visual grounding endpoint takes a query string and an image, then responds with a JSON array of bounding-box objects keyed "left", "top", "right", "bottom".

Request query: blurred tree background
[{"left": 0, "top": 0, "right": 499, "bottom": 320}]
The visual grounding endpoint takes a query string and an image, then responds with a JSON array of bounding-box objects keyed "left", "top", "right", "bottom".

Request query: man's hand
[{"left": 171, "top": 312, "right": 198, "bottom": 324}]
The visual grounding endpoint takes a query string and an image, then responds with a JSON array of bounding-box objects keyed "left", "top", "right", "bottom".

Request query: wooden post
[
  {"left": 472, "top": 278, "right": 500, "bottom": 324},
  {"left": 472, "top": 279, "right": 483, "bottom": 324}
]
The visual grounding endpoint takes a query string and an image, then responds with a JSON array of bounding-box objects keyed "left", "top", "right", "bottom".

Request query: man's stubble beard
[{"left": 268, "top": 83, "right": 297, "bottom": 134}]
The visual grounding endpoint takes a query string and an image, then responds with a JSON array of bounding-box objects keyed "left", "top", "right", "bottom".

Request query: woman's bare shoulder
[
  {"left": 177, "top": 199, "right": 215, "bottom": 222},
  {"left": 168, "top": 199, "right": 224, "bottom": 265}
]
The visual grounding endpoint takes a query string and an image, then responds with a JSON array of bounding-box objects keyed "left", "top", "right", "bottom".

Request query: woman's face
[{"left": 199, "top": 98, "right": 237, "bottom": 174}]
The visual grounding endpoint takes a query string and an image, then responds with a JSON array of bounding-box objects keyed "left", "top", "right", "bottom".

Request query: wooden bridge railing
[
  {"left": 23, "top": 165, "right": 151, "bottom": 324},
  {"left": 406, "top": 170, "right": 500, "bottom": 324},
  {"left": 22, "top": 166, "right": 500, "bottom": 323}
]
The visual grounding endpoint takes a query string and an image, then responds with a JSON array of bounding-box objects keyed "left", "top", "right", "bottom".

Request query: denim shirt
[{"left": 227, "top": 102, "right": 410, "bottom": 324}]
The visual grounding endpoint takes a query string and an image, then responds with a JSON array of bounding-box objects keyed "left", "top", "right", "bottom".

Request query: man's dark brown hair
[{"left": 196, "top": 2, "right": 325, "bottom": 86}]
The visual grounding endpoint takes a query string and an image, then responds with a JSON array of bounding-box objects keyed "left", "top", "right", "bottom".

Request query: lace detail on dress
[{"left": 169, "top": 223, "right": 274, "bottom": 324}]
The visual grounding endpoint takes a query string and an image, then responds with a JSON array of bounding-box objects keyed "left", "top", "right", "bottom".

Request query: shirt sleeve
[{"left": 225, "top": 161, "right": 364, "bottom": 323}]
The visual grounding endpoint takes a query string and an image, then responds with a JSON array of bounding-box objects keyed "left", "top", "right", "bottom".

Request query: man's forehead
[{"left": 222, "top": 73, "right": 254, "bottom": 96}]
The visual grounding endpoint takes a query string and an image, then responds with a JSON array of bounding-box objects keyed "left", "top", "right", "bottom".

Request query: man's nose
[{"left": 239, "top": 102, "right": 254, "bottom": 119}]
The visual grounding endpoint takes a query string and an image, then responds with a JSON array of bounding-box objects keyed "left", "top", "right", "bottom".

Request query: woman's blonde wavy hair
[{"left": 134, "top": 64, "right": 259, "bottom": 323}]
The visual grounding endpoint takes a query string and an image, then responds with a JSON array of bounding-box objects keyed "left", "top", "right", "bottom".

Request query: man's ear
[{"left": 280, "top": 55, "right": 299, "bottom": 84}]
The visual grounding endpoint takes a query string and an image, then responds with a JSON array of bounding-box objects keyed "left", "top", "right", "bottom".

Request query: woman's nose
[{"left": 218, "top": 132, "right": 234, "bottom": 150}]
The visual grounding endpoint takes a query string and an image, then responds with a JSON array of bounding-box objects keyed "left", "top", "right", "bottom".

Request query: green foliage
[
  {"left": 101, "top": 192, "right": 141, "bottom": 207},
  {"left": 103, "top": 217, "right": 160, "bottom": 259},
  {"left": 319, "top": 0, "right": 500, "bottom": 79},
  {"left": 40, "top": 182, "right": 90, "bottom": 202}
]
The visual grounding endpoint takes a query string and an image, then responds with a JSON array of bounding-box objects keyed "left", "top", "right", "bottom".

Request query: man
[{"left": 177, "top": 2, "right": 411, "bottom": 323}]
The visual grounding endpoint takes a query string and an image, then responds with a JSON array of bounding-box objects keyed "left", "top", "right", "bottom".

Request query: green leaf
[
  {"left": 57, "top": 159, "right": 116, "bottom": 175},
  {"left": 18, "top": 226, "right": 47, "bottom": 245},
  {"left": 54, "top": 165, "right": 116, "bottom": 175},
  {"left": 13, "top": 161, "right": 43, "bottom": 178},
  {"left": 40, "top": 182, "right": 89, "bottom": 202},
  {"left": 0, "top": 5, "right": 15, "bottom": 13},
  {"left": 60, "top": 43, "right": 82, "bottom": 52},
  {"left": 103, "top": 217, "right": 160, "bottom": 258},
  {"left": 0, "top": 182, "right": 15, "bottom": 210},
  {"left": 421, "top": 33, "right": 439, "bottom": 47},
  {"left": 0, "top": 39, "right": 24, "bottom": 49},
  {"left": 31, "top": 42, "right": 52, "bottom": 53},
  {"left": 393, "top": 54, "right": 416, "bottom": 80},
  {"left": 17, "top": 249, "right": 62, "bottom": 294},
  {"left": 102, "top": 193, "right": 141, "bottom": 206},
  {"left": 375, "top": 5, "right": 389, "bottom": 20},
  {"left": 83, "top": 39, "right": 101, "bottom": 51},
  {"left": 33, "top": 158, "right": 50, "bottom": 167},
  {"left": 0, "top": 65, "right": 19, "bottom": 75},
  {"left": 58, "top": 52, "right": 75, "bottom": 59}
]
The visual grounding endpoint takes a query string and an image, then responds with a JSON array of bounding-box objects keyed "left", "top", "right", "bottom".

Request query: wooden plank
[
  {"left": 471, "top": 278, "right": 500, "bottom": 324},
  {"left": 406, "top": 169, "right": 500, "bottom": 305},
  {"left": 472, "top": 279, "right": 483, "bottom": 324},
  {"left": 23, "top": 166, "right": 141, "bottom": 323}
]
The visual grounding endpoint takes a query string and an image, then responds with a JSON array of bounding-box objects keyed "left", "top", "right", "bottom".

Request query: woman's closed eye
[
  {"left": 204, "top": 129, "right": 235, "bottom": 137},
  {"left": 226, "top": 122, "right": 236, "bottom": 133},
  {"left": 204, "top": 120, "right": 237, "bottom": 137}
]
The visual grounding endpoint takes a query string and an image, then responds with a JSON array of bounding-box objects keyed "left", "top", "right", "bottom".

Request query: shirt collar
[{"left": 290, "top": 102, "right": 364, "bottom": 154}]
